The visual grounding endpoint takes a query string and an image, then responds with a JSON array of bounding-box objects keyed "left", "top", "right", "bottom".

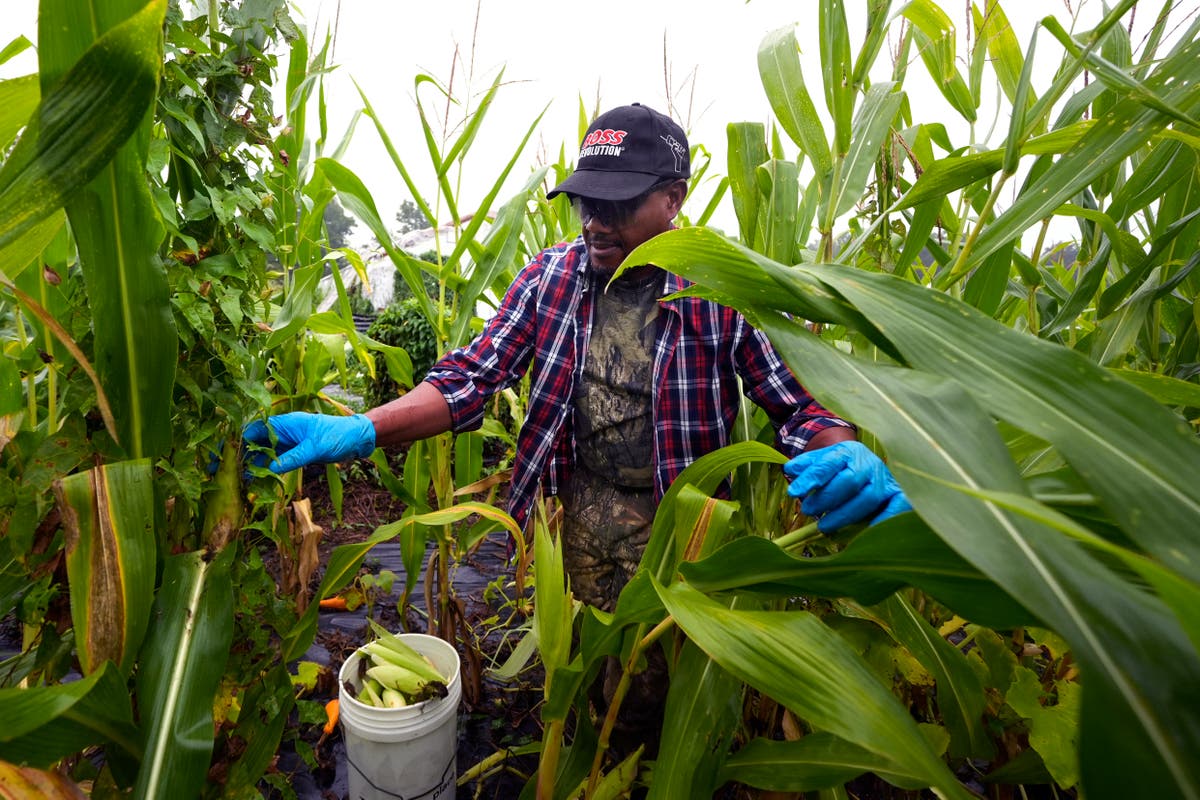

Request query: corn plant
[
  {"left": 0, "top": 1, "right": 378, "bottom": 795},
  {"left": 303, "top": 43, "right": 561, "bottom": 683},
  {"left": 515, "top": 2, "right": 1200, "bottom": 799}
]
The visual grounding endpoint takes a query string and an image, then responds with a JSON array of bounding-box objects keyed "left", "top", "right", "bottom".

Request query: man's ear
[{"left": 665, "top": 179, "right": 689, "bottom": 216}]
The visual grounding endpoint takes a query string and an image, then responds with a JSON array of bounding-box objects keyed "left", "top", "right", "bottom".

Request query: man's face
[{"left": 574, "top": 180, "right": 687, "bottom": 274}]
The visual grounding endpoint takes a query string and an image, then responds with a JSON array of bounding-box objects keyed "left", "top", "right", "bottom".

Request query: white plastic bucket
[{"left": 338, "top": 632, "right": 461, "bottom": 800}]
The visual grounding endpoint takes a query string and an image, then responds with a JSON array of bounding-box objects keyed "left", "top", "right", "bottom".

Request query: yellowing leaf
[{"left": 1007, "top": 667, "right": 1082, "bottom": 788}]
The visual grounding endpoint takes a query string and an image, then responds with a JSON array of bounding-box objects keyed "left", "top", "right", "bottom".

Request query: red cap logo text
[{"left": 582, "top": 128, "right": 628, "bottom": 147}]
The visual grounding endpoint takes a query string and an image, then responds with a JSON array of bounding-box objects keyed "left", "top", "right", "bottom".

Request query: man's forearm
[{"left": 365, "top": 381, "right": 453, "bottom": 448}]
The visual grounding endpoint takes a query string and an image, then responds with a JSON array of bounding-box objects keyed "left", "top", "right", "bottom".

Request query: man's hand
[
  {"left": 783, "top": 441, "right": 912, "bottom": 532},
  {"left": 243, "top": 413, "right": 376, "bottom": 474}
]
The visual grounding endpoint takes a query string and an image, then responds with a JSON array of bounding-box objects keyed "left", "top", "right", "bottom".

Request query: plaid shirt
[{"left": 425, "top": 236, "right": 851, "bottom": 529}]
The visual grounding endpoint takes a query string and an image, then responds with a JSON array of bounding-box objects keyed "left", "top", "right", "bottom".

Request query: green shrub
[{"left": 364, "top": 297, "right": 439, "bottom": 407}]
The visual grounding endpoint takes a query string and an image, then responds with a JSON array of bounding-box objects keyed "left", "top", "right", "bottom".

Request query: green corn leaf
[
  {"left": 1042, "top": 16, "right": 1198, "bottom": 128},
  {"left": 54, "top": 459, "right": 156, "bottom": 677},
  {"left": 831, "top": 82, "right": 902, "bottom": 219},
  {"left": 972, "top": 0, "right": 1029, "bottom": 109},
  {"left": 0, "top": 74, "right": 38, "bottom": 150},
  {"left": 908, "top": 470, "right": 1200, "bottom": 657},
  {"left": 374, "top": 500, "right": 522, "bottom": 605},
  {"left": 805, "top": 266, "right": 1200, "bottom": 588},
  {"left": 454, "top": 431, "right": 483, "bottom": 489},
  {"left": 0, "top": 209, "right": 63, "bottom": 285},
  {"left": 449, "top": 164, "right": 549, "bottom": 348},
  {"left": 440, "top": 105, "right": 548, "bottom": 297},
  {"left": 533, "top": 514, "right": 571, "bottom": 682},
  {"left": 649, "top": 632, "right": 742, "bottom": 799},
  {"left": 961, "top": 241, "right": 1015, "bottom": 315},
  {"left": 1135, "top": 0, "right": 1185, "bottom": 83},
  {"left": 680, "top": 519, "right": 1033, "bottom": 630},
  {"left": 1106, "top": 139, "right": 1195, "bottom": 221},
  {"left": 0, "top": 0, "right": 164, "bottom": 253},
  {"left": 1039, "top": 240, "right": 1112, "bottom": 337},
  {"left": 902, "top": 0, "right": 976, "bottom": 122},
  {"left": 439, "top": 67, "right": 504, "bottom": 177},
  {"left": 1109, "top": 367, "right": 1200, "bottom": 410},
  {"left": 719, "top": 732, "right": 928, "bottom": 792},
  {"left": 752, "top": 306, "right": 1200, "bottom": 800},
  {"left": 354, "top": 79, "right": 437, "bottom": 231},
  {"left": 316, "top": 157, "right": 437, "bottom": 326},
  {"left": 134, "top": 547, "right": 236, "bottom": 800},
  {"left": 619, "top": 227, "right": 884, "bottom": 353},
  {"left": 968, "top": 33, "right": 1200, "bottom": 267},
  {"left": 647, "top": 487, "right": 745, "bottom": 799},
  {"left": 758, "top": 159, "right": 800, "bottom": 263},
  {"left": 0, "top": 365, "right": 19, "bottom": 419},
  {"left": 1090, "top": 276, "right": 1156, "bottom": 367},
  {"left": 264, "top": 262, "right": 321, "bottom": 349},
  {"left": 1002, "top": 27, "right": 1039, "bottom": 176},
  {"left": 631, "top": 228, "right": 1200, "bottom": 798},
  {"left": 413, "top": 74, "right": 459, "bottom": 224},
  {"left": 726, "top": 122, "right": 768, "bottom": 249},
  {"left": 758, "top": 26, "right": 832, "bottom": 177},
  {"left": 656, "top": 581, "right": 975, "bottom": 800},
  {"left": 875, "top": 595, "right": 994, "bottom": 759},
  {"left": 1022, "top": 0, "right": 1142, "bottom": 137},
  {"left": 0, "top": 36, "right": 33, "bottom": 66},
  {"left": 820, "top": 0, "right": 853, "bottom": 155},
  {"left": 38, "top": 0, "right": 175, "bottom": 459},
  {"left": 852, "top": 0, "right": 893, "bottom": 88},
  {"left": 1099, "top": 207, "right": 1200, "bottom": 318},
  {"left": 897, "top": 121, "right": 1092, "bottom": 210},
  {"left": 0, "top": 661, "right": 140, "bottom": 768},
  {"left": 640, "top": 440, "right": 785, "bottom": 587}
]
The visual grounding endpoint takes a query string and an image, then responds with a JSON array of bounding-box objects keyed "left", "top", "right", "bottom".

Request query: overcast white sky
[
  {"left": 5, "top": 0, "right": 1183, "bottom": 238},
  {"left": 288, "top": 0, "right": 883, "bottom": 232}
]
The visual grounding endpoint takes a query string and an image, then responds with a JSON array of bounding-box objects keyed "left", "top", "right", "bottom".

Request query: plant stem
[
  {"left": 536, "top": 719, "right": 564, "bottom": 800},
  {"left": 14, "top": 304, "right": 35, "bottom": 426},
  {"left": 1026, "top": 217, "right": 1050, "bottom": 336},
  {"left": 207, "top": 0, "right": 218, "bottom": 47},
  {"left": 584, "top": 615, "right": 676, "bottom": 799},
  {"left": 947, "top": 170, "right": 1011, "bottom": 283},
  {"left": 774, "top": 520, "right": 821, "bottom": 551},
  {"left": 640, "top": 615, "right": 676, "bottom": 650},
  {"left": 458, "top": 746, "right": 522, "bottom": 786}
]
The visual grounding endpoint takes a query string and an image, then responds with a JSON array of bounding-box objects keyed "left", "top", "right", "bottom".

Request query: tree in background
[
  {"left": 394, "top": 198, "right": 429, "bottom": 234},
  {"left": 323, "top": 197, "right": 357, "bottom": 250}
]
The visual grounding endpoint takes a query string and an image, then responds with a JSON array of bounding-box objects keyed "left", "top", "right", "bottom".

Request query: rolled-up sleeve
[
  {"left": 425, "top": 267, "right": 538, "bottom": 433},
  {"left": 736, "top": 323, "right": 853, "bottom": 456}
]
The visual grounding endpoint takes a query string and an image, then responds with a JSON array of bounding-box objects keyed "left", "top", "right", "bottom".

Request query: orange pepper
[
  {"left": 323, "top": 699, "right": 340, "bottom": 735},
  {"left": 318, "top": 596, "right": 348, "bottom": 611}
]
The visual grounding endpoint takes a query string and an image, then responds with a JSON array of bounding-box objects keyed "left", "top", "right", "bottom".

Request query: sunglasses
[{"left": 572, "top": 178, "right": 680, "bottom": 228}]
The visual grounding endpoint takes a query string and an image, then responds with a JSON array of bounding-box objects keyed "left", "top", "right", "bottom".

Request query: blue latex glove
[
  {"left": 783, "top": 441, "right": 912, "bottom": 532},
  {"left": 242, "top": 412, "right": 376, "bottom": 474}
]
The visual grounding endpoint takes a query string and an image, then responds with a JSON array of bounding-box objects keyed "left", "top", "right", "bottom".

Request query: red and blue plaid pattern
[{"left": 425, "top": 237, "right": 851, "bottom": 529}]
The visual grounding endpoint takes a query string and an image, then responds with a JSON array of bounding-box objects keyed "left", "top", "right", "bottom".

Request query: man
[
  {"left": 248, "top": 104, "right": 907, "bottom": 758},
  {"left": 245, "top": 102, "right": 909, "bottom": 740},
  {"left": 248, "top": 100, "right": 910, "bottom": 591}
]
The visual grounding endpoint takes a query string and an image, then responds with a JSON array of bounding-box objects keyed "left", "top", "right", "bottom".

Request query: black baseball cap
[{"left": 547, "top": 103, "right": 690, "bottom": 201}]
